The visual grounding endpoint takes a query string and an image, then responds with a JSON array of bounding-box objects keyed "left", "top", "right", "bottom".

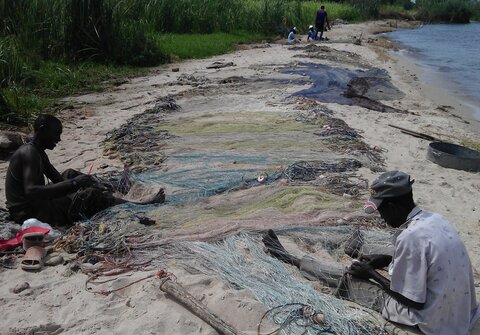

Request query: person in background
[
  {"left": 287, "top": 27, "right": 300, "bottom": 44},
  {"left": 315, "top": 5, "right": 330, "bottom": 41},
  {"left": 307, "top": 25, "right": 316, "bottom": 41}
]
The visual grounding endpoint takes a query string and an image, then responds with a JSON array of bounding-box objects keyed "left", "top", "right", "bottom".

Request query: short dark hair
[
  {"left": 33, "top": 114, "right": 62, "bottom": 132},
  {"left": 321, "top": 5, "right": 325, "bottom": 9}
]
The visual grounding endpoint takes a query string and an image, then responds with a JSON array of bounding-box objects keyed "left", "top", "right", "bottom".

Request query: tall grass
[
  {"left": 297, "top": 2, "right": 362, "bottom": 28},
  {"left": 416, "top": 0, "right": 474, "bottom": 23},
  {"left": 378, "top": 4, "right": 416, "bottom": 20},
  {"left": 473, "top": 2, "right": 480, "bottom": 21},
  {"left": 156, "top": 32, "right": 268, "bottom": 59}
]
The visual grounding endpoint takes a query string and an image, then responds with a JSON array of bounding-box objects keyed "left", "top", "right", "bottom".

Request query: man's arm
[
  {"left": 349, "top": 261, "right": 425, "bottom": 310},
  {"left": 369, "top": 270, "right": 425, "bottom": 310},
  {"left": 22, "top": 148, "right": 92, "bottom": 200},
  {"left": 43, "top": 155, "right": 64, "bottom": 184}
]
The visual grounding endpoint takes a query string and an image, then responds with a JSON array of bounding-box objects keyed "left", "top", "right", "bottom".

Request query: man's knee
[{"left": 70, "top": 187, "right": 116, "bottom": 219}]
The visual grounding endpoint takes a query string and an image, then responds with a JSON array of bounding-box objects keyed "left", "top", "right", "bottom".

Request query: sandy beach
[{"left": 0, "top": 20, "right": 479, "bottom": 335}]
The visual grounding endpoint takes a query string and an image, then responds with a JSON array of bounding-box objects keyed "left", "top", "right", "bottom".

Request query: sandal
[
  {"left": 22, "top": 232, "right": 46, "bottom": 251},
  {"left": 21, "top": 246, "right": 47, "bottom": 271}
]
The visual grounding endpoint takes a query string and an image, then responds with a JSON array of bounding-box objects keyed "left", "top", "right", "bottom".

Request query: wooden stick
[
  {"left": 160, "top": 279, "right": 245, "bottom": 335},
  {"left": 388, "top": 124, "right": 438, "bottom": 141}
]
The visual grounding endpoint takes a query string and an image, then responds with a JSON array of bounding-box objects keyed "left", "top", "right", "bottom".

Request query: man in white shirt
[{"left": 349, "top": 170, "right": 479, "bottom": 334}]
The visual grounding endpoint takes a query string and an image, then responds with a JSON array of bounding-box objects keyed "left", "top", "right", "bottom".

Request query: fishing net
[
  {"left": 182, "top": 229, "right": 395, "bottom": 335},
  {"left": 54, "top": 222, "right": 396, "bottom": 332},
  {"left": 283, "top": 160, "right": 362, "bottom": 182},
  {"left": 103, "top": 97, "right": 180, "bottom": 172},
  {"left": 51, "top": 60, "right": 406, "bottom": 333},
  {"left": 294, "top": 44, "right": 365, "bottom": 68}
]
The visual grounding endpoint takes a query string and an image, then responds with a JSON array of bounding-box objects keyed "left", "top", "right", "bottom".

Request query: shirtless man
[{"left": 5, "top": 114, "right": 165, "bottom": 226}]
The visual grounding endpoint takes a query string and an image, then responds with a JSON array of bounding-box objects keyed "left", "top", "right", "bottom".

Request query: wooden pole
[
  {"left": 160, "top": 279, "right": 245, "bottom": 335},
  {"left": 388, "top": 124, "right": 438, "bottom": 142}
]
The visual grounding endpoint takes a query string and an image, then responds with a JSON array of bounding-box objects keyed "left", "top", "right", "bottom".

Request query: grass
[
  {"left": 289, "top": 2, "right": 362, "bottom": 30},
  {"left": 1, "top": 60, "right": 148, "bottom": 125},
  {"left": 156, "top": 32, "right": 268, "bottom": 59},
  {"left": 415, "top": 0, "right": 474, "bottom": 23},
  {"left": 379, "top": 4, "right": 416, "bottom": 20}
]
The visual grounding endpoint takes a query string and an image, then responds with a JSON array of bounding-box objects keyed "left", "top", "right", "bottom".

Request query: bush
[{"left": 0, "top": 91, "right": 13, "bottom": 123}]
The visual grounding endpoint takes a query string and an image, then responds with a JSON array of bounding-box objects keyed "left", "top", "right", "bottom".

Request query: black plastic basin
[{"left": 427, "top": 142, "right": 480, "bottom": 172}]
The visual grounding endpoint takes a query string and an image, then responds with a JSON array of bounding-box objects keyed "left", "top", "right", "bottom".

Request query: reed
[
  {"left": 378, "top": 4, "right": 416, "bottom": 20},
  {"left": 156, "top": 32, "right": 267, "bottom": 59},
  {"left": 416, "top": 0, "right": 473, "bottom": 23}
]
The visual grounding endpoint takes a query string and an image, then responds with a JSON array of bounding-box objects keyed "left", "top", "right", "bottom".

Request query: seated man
[
  {"left": 287, "top": 27, "right": 300, "bottom": 44},
  {"left": 264, "top": 171, "right": 479, "bottom": 334},
  {"left": 5, "top": 114, "right": 165, "bottom": 227},
  {"left": 307, "top": 25, "right": 317, "bottom": 42}
]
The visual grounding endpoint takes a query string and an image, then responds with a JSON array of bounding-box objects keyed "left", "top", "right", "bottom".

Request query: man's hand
[
  {"left": 72, "top": 174, "right": 95, "bottom": 188},
  {"left": 348, "top": 260, "right": 375, "bottom": 280},
  {"left": 359, "top": 254, "right": 392, "bottom": 269}
]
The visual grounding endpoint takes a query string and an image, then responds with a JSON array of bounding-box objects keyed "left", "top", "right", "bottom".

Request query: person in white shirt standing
[{"left": 349, "top": 170, "right": 479, "bottom": 334}]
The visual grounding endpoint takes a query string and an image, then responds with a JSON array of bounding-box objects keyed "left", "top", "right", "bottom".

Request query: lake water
[{"left": 387, "top": 23, "right": 480, "bottom": 123}]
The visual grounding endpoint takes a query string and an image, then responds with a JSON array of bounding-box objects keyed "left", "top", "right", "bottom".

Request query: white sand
[{"left": 1, "top": 20, "right": 479, "bottom": 334}]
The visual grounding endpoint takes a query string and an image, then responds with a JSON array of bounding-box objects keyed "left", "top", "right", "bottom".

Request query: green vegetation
[
  {"left": 157, "top": 32, "right": 267, "bottom": 59},
  {"left": 416, "top": 0, "right": 475, "bottom": 23},
  {"left": 1, "top": 0, "right": 479, "bottom": 125},
  {"left": 378, "top": 4, "right": 416, "bottom": 20}
]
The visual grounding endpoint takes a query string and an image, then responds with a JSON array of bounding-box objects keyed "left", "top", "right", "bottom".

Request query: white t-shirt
[{"left": 382, "top": 208, "right": 478, "bottom": 335}]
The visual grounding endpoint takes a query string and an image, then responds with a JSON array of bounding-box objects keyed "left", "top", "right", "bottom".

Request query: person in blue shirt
[{"left": 315, "top": 5, "right": 331, "bottom": 40}]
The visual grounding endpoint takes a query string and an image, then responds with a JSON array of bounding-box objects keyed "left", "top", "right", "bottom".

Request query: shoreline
[
  {"left": 0, "top": 20, "right": 479, "bottom": 335},
  {"left": 391, "top": 47, "right": 480, "bottom": 134},
  {"left": 386, "top": 36, "right": 480, "bottom": 134}
]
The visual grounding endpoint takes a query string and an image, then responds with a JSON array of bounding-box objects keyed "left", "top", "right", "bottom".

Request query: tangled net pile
[
  {"left": 186, "top": 231, "right": 392, "bottom": 335},
  {"left": 91, "top": 157, "right": 365, "bottom": 207},
  {"left": 283, "top": 160, "right": 362, "bottom": 182},
  {"left": 293, "top": 105, "right": 385, "bottom": 168},
  {"left": 103, "top": 97, "right": 180, "bottom": 172}
]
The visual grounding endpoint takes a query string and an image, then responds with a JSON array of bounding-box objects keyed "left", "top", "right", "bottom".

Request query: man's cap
[
  {"left": 364, "top": 171, "right": 414, "bottom": 214},
  {"left": 309, "top": 25, "right": 313, "bottom": 29}
]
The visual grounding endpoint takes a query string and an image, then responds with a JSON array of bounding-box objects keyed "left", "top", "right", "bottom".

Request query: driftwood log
[
  {"left": 388, "top": 124, "right": 439, "bottom": 142},
  {"left": 206, "top": 61, "right": 235, "bottom": 69},
  {"left": 160, "top": 279, "right": 245, "bottom": 335}
]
